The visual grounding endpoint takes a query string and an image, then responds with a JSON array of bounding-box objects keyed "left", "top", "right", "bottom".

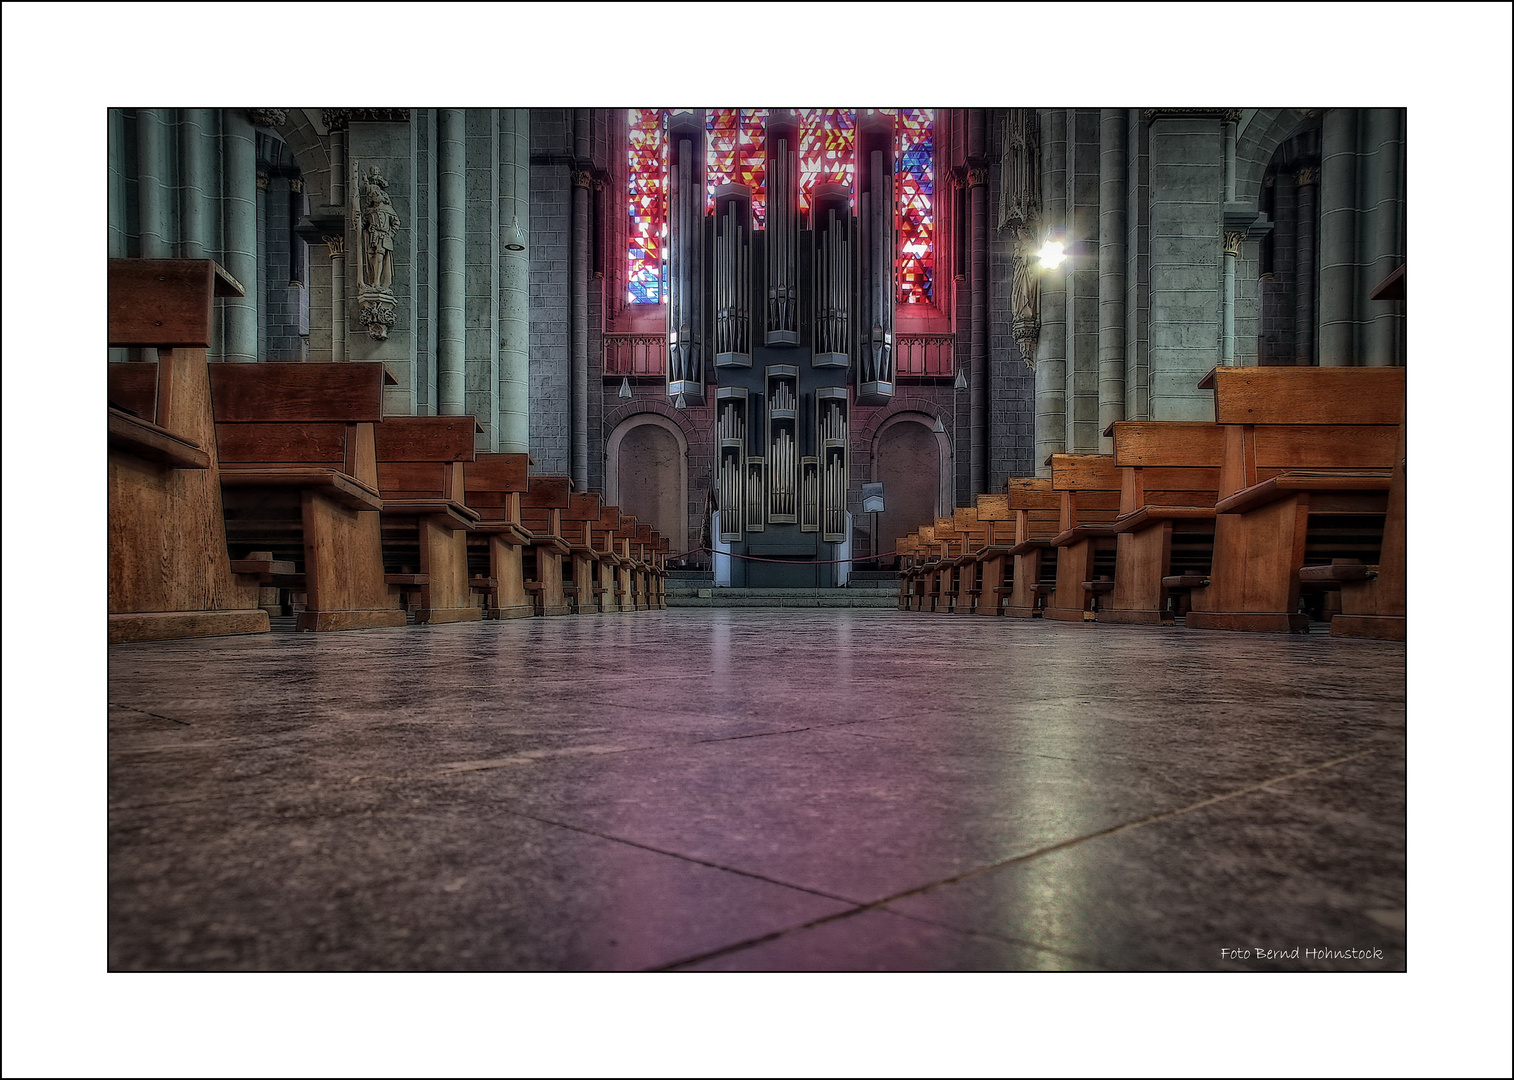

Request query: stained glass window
[
  {"left": 798, "top": 108, "right": 856, "bottom": 214},
  {"left": 894, "top": 108, "right": 935, "bottom": 305},
  {"left": 626, "top": 108, "right": 934, "bottom": 305},
  {"left": 627, "top": 108, "right": 667, "bottom": 304}
]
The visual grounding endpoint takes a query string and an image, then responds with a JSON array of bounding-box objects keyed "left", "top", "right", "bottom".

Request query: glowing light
[{"left": 1038, "top": 240, "right": 1066, "bottom": 270}]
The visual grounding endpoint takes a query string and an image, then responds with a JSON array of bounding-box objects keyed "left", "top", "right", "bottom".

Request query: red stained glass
[
  {"left": 627, "top": 107, "right": 667, "bottom": 304},
  {"left": 627, "top": 107, "right": 934, "bottom": 305},
  {"left": 799, "top": 108, "right": 855, "bottom": 214}
]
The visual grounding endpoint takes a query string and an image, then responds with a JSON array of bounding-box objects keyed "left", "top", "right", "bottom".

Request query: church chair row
[
  {"left": 898, "top": 365, "right": 1405, "bottom": 640},
  {"left": 107, "top": 259, "right": 668, "bottom": 642}
]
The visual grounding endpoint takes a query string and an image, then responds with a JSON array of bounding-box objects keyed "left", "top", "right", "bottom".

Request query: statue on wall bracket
[{"left": 355, "top": 164, "right": 400, "bottom": 340}]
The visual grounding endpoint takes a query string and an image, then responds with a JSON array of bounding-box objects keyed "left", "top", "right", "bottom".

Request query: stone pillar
[
  {"left": 1318, "top": 108, "right": 1358, "bottom": 366},
  {"left": 967, "top": 111, "right": 989, "bottom": 493},
  {"left": 570, "top": 167, "right": 593, "bottom": 491},
  {"left": 1098, "top": 109, "right": 1127, "bottom": 452},
  {"left": 136, "top": 109, "right": 171, "bottom": 259},
  {"left": 256, "top": 167, "right": 270, "bottom": 352},
  {"left": 498, "top": 108, "right": 531, "bottom": 454},
  {"left": 1293, "top": 165, "right": 1318, "bottom": 367},
  {"left": 437, "top": 108, "right": 466, "bottom": 414},
  {"left": 1034, "top": 109, "right": 1067, "bottom": 477},
  {"left": 1361, "top": 107, "right": 1405, "bottom": 367},
  {"left": 325, "top": 235, "right": 347, "bottom": 362},
  {"left": 180, "top": 109, "right": 214, "bottom": 260},
  {"left": 1222, "top": 231, "right": 1243, "bottom": 363},
  {"left": 1145, "top": 111, "right": 1223, "bottom": 420},
  {"left": 1124, "top": 111, "right": 1150, "bottom": 420},
  {"left": 1064, "top": 109, "right": 1101, "bottom": 452},
  {"left": 222, "top": 109, "right": 259, "bottom": 363}
]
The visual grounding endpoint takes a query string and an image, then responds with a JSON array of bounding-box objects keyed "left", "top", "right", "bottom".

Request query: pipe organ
[{"left": 669, "top": 109, "right": 896, "bottom": 586}]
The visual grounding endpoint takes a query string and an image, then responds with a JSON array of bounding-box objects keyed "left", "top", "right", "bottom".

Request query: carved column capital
[
  {"left": 288, "top": 178, "right": 303, "bottom": 194},
  {"left": 256, "top": 170, "right": 271, "bottom": 191},
  {"left": 322, "top": 235, "right": 346, "bottom": 258},
  {"left": 1223, "top": 231, "right": 1246, "bottom": 256},
  {"left": 572, "top": 169, "right": 596, "bottom": 190},
  {"left": 249, "top": 108, "right": 287, "bottom": 128},
  {"left": 966, "top": 166, "right": 989, "bottom": 188},
  {"left": 1295, "top": 165, "right": 1320, "bottom": 187}
]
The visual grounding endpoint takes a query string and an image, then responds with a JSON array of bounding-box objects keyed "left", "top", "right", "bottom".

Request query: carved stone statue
[{"left": 359, "top": 166, "right": 400, "bottom": 292}]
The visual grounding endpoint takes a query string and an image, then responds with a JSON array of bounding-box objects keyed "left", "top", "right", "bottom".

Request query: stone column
[
  {"left": 256, "top": 167, "right": 270, "bottom": 352},
  {"left": 1222, "top": 230, "right": 1244, "bottom": 363},
  {"left": 1064, "top": 109, "right": 1101, "bottom": 452},
  {"left": 967, "top": 121, "right": 989, "bottom": 493},
  {"left": 222, "top": 109, "right": 259, "bottom": 363},
  {"left": 1293, "top": 165, "right": 1318, "bottom": 367},
  {"left": 180, "top": 109, "right": 214, "bottom": 260},
  {"left": 571, "top": 166, "right": 593, "bottom": 492},
  {"left": 325, "top": 235, "right": 347, "bottom": 362},
  {"left": 498, "top": 108, "right": 531, "bottom": 454},
  {"left": 1145, "top": 110, "right": 1223, "bottom": 420},
  {"left": 1361, "top": 107, "right": 1405, "bottom": 367},
  {"left": 136, "top": 109, "right": 171, "bottom": 259},
  {"left": 437, "top": 108, "right": 466, "bottom": 414},
  {"left": 1098, "top": 109, "right": 1127, "bottom": 452},
  {"left": 1318, "top": 108, "right": 1359, "bottom": 366},
  {"left": 1033, "top": 109, "right": 1067, "bottom": 477}
]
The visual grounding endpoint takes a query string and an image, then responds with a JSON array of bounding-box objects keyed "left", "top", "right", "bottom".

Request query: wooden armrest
[
  {"left": 1052, "top": 524, "right": 1116, "bottom": 546},
  {"left": 1217, "top": 472, "right": 1393, "bottom": 515},
  {"left": 386, "top": 574, "right": 429, "bottom": 586},
  {"left": 108, "top": 408, "right": 212, "bottom": 470},
  {"left": 1081, "top": 580, "right": 1116, "bottom": 593},
  {"left": 219, "top": 467, "right": 383, "bottom": 511},
  {"left": 1162, "top": 575, "right": 1210, "bottom": 589},
  {"left": 1113, "top": 505, "right": 1217, "bottom": 533},
  {"left": 1008, "top": 538, "right": 1055, "bottom": 557},
  {"left": 1298, "top": 564, "right": 1378, "bottom": 583},
  {"left": 468, "top": 577, "right": 497, "bottom": 590},
  {"left": 472, "top": 519, "right": 531, "bottom": 545},
  {"left": 380, "top": 499, "right": 481, "bottom": 531}
]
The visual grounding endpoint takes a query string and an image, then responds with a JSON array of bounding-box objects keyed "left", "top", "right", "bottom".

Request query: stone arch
[
  {"left": 605, "top": 408, "right": 691, "bottom": 555},
  {"left": 870, "top": 410, "right": 950, "bottom": 564},
  {"left": 1236, "top": 107, "right": 1315, "bottom": 210}
]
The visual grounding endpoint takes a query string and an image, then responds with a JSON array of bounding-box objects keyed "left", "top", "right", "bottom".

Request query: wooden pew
[
  {"left": 1326, "top": 401, "right": 1405, "bottom": 640},
  {"left": 909, "top": 525, "right": 937, "bottom": 611},
  {"left": 923, "top": 518, "right": 959, "bottom": 612},
  {"left": 1002, "top": 478, "right": 1061, "bottom": 618},
  {"left": 561, "top": 492, "right": 604, "bottom": 614},
  {"left": 1102, "top": 422, "right": 1226, "bottom": 625},
  {"left": 521, "top": 476, "right": 574, "bottom": 616},
  {"left": 210, "top": 361, "right": 407, "bottom": 632},
  {"left": 107, "top": 259, "right": 269, "bottom": 642},
  {"left": 590, "top": 506, "right": 626, "bottom": 613},
  {"left": 969, "top": 494, "right": 1015, "bottom": 617},
  {"left": 632, "top": 522, "right": 657, "bottom": 611},
  {"left": 462, "top": 453, "right": 535, "bottom": 619},
  {"left": 653, "top": 535, "right": 672, "bottom": 609},
  {"left": 1043, "top": 454, "right": 1122, "bottom": 622},
  {"left": 948, "top": 506, "right": 989, "bottom": 614},
  {"left": 374, "top": 416, "right": 483, "bottom": 624},
  {"left": 896, "top": 534, "right": 923, "bottom": 609},
  {"left": 1186, "top": 366, "right": 1403, "bottom": 633},
  {"left": 612, "top": 514, "right": 639, "bottom": 612}
]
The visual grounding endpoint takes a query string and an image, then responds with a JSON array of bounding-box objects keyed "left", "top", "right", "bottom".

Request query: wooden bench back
[
  {"left": 1049, "top": 454, "right": 1121, "bottom": 531},
  {"left": 1111, "top": 423, "right": 1226, "bottom": 515},
  {"left": 210, "top": 363, "right": 387, "bottom": 424},
  {"left": 1006, "top": 478, "right": 1059, "bottom": 511},
  {"left": 975, "top": 494, "right": 1011, "bottom": 521},
  {"left": 373, "top": 417, "right": 479, "bottom": 502},
  {"left": 109, "top": 259, "right": 241, "bottom": 348},
  {"left": 1200, "top": 366, "right": 1405, "bottom": 426},
  {"left": 462, "top": 452, "right": 530, "bottom": 522},
  {"left": 1221, "top": 424, "right": 1398, "bottom": 497},
  {"left": 523, "top": 475, "right": 572, "bottom": 509}
]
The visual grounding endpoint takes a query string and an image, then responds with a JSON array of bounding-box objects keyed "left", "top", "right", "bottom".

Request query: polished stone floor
[{"left": 107, "top": 610, "right": 1407, "bottom": 971}]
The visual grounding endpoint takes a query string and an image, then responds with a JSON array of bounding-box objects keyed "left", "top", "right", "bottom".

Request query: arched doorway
[
  {"left": 872, "top": 414, "right": 948, "bottom": 567},
  {"left": 606, "top": 413, "right": 690, "bottom": 556}
]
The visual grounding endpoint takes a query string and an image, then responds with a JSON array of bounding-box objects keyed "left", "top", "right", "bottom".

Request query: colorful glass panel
[
  {"left": 739, "top": 109, "right": 768, "bottom": 228},
  {"left": 894, "top": 108, "right": 934, "bottom": 304},
  {"left": 799, "top": 108, "right": 855, "bottom": 214},
  {"left": 627, "top": 107, "right": 666, "bottom": 304},
  {"left": 705, "top": 108, "right": 739, "bottom": 211}
]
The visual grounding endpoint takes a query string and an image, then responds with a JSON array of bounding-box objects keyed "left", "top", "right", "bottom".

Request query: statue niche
[{"left": 355, "top": 164, "right": 399, "bottom": 340}]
